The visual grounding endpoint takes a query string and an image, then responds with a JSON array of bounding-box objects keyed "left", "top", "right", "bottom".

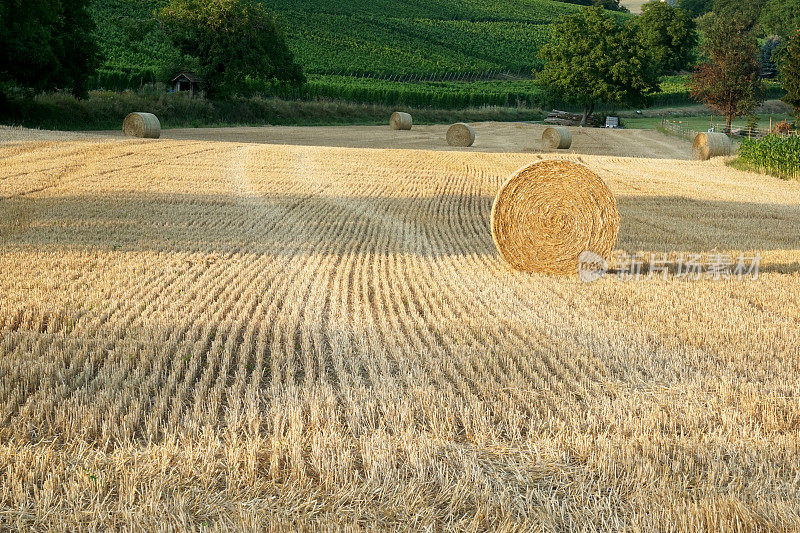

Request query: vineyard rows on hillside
[
  {"left": 88, "top": 0, "right": 574, "bottom": 83},
  {"left": 86, "top": 0, "right": 720, "bottom": 108}
]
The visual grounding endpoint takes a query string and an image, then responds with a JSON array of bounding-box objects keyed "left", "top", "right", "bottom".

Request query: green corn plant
[{"left": 739, "top": 134, "right": 800, "bottom": 180}]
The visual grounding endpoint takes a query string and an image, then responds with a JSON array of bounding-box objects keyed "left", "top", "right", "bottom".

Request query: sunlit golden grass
[{"left": 1, "top": 136, "right": 800, "bottom": 530}]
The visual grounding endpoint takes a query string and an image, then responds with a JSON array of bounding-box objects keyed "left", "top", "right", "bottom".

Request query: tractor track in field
[{"left": 2, "top": 136, "right": 800, "bottom": 529}]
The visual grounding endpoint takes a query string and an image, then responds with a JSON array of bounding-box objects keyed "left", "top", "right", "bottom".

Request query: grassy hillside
[{"left": 88, "top": 0, "right": 583, "bottom": 85}]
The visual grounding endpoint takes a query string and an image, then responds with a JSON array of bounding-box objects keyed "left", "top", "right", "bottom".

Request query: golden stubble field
[{"left": 1, "top": 125, "right": 800, "bottom": 530}]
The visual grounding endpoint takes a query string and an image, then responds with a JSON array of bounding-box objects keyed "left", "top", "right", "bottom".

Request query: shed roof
[{"left": 171, "top": 72, "right": 202, "bottom": 83}]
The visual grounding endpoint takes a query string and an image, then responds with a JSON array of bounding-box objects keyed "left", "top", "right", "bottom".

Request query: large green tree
[
  {"left": 157, "top": 0, "right": 304, "bottom": 97},
  {"left": 537, "top": 7, "right": 658, "bottom": 125},
  {"left": 592, "top": 0, "right": 627, "bottom": 12},
  {"left": 676, "top": 0, "right": 712, "bottom": 18},
  {"left": 760, "top": 35, "right": 782, "bottom": 79},
  {"left": 688, "top": 13, "right": 764, "bottom": 131},
  {"left": 0, "top": 0, "right": 99, "bottom": 97},
  {"left": 55, "top": 0, "right": 101, "bottom": 97},
  {"left": 634, "top": 2, "right": 697, "bottom": 74},
  {"left": 758, "top": 0, "right": 800, "bottom": 40},
  {"left": 712, "top": 0, "right": 765, "bottom": 31},
  {"left": 781, "top": 30, "right": 800, "bottom": 121}
]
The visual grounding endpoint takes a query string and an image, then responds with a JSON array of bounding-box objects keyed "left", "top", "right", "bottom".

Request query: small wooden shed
[{"left": 171, "top": 72, "right": 202, "bottom": 95}]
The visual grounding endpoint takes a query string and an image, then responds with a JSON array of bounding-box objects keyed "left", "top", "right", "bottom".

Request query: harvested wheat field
[
  {"left": 7, "top": 122, "right": 692, "bottom": 159},
  {"left": 162, "top": 122, "right": 691, "bottom": 159},
  {"left": 1, "top": 131, "right": 800, "bottom": 530}
]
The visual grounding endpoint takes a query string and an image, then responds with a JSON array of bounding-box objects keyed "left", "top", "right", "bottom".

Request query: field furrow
[{"left": 1, "top": 137, "right": 800, "bottom": 529}]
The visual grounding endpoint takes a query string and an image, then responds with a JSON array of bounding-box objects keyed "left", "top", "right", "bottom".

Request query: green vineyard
[
  {"left": 263, "top": 75, "right": 701, "bottom": 109},
  {"left": 87, "top": 0, "right": 578, "bottom": 85},
  {"left": 87, "top": 0, "right": 699, "bottom": 109},
  {"left": 265, "top": 0, "right": 579, "bottom": 20},
  {"left": 263, "top": 76, "right": 546, "bottom": 109},
  {"left": 282, "top": 14, "right": 551, "bottom": 76}
]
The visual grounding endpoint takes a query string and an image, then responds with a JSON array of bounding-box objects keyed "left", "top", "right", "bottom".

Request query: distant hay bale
[
  {"left": 123, "top": 112, "right": 161, "bottom": 139},
  {"left": 542, "top": 126, "right": 572, "bottom": 149},
  {"left": 490, "top": 160, "right": 619, "bottom": 275},
  {"left": 692, "top": 132, "right": 731, "bottom": 160},
  {"left": 390, "top": 112, "right": 412, "bottom": 130},
  {"left": 446, "top": 123, "right": 475, "bottom": 147}
]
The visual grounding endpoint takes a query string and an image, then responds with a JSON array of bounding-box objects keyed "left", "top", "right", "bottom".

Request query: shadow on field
[
  {"left": 1, "top": 192, "right": 799, "bottom": 268},
  {"left": 0, "top": 192, "right": 497, "bottom": 258},
  {"left": 614, "top": 195, "right": 800, "bottom": 257},
  {"left": 157, "top": 124, "right": 693, "bottom": 160}
]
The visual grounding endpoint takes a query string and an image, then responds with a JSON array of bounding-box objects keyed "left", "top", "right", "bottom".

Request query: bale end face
[
  {"left": 446, "top": 123, "right": 475, "bottom": 147},
  {"left": 692, "top": 132, "right": 732, "bottom": 160},
  {"left": 491, "top": 160, "right": 619, "bottom": 275},
  {"left": 390, "top": 112, "right": 412, "bottom": 130},
  {"left": 542, "top": 126, "right": 572, "bottom": 150},
  {"left": 123, "top": 112, "right": 161, "bottom": 139}
]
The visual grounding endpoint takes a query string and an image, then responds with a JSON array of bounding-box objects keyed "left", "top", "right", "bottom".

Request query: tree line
[
  {"left": 536, "top": 0, "right": 800, "bottom": 127},
  {"left": 0, "top": 0, "right": 305, "bottom": 101},
  {"left": 1, "top": 0, "right": 798, "bottom": 125}
]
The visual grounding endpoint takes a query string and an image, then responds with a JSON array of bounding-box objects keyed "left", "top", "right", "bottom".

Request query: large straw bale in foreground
[
  {"left": 123, "top": 112, "right": 161, "bottom": 139},
  {"left": 390, "top": 112, "right": 412, "bottom": 130},
  {"left": 692, "top": 132, "right": 731, "bottom": 160},
  {"left": 542, "top": 126, "right": 572, "bottom": 149},
  {"left": 446, "top": 123, "right": 475, "bottom": 147},
  {"left": 491, "top": 160, "right": 619, "bottom": 274}
]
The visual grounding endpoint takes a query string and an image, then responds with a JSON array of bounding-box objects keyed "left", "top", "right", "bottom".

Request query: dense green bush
[
  {"left": 269, "top": 76, "right": 548, "bottom": 109},
  {"left": 0, "top": 89, "right": 545, "bottom": 130},
  {"left": 1, "top": 0, "right": 99, "bottom": 96},
  {"left": 260, "top": 75, "right": 723, "bottom": 110},
  {"left": 739, "top": 134, "right": 800, "bottom": 180},
  {"left": 157, "top": 0, "right": 304, "bottom": 97}
]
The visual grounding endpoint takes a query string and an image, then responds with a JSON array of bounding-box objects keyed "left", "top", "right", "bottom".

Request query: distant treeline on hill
[{"left": 83, "top": 70, "right": 785, "bottom": 112}]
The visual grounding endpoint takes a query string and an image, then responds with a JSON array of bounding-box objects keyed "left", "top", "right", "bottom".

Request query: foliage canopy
[
  {"left": 157, "top": 0, "right": 304, "bottom": 97},
  {"left": 781, "top": 30, "right": 800, "bottom": 121},
  {"left": 675, "top": 0, "right": 712, "bottom": 18},
  {"left": 537, "top": 7, "right": 658, "bottom": 124},
  {"left": 758, "top": 0, "right": 800, "bottom": 41},
  {"left": 633, "top": 2, "right": 697, "bottom": 75},
  {"left": 0, "top": 0, "right": 99, "bottom": 97},
  {"left": 688, "top": 13, "right": 764, "bottom": 130}
]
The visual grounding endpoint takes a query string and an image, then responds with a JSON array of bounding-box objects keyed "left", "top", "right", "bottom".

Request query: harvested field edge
[{"left": 1, "top": 138, "right": 800, "bottom": 530}]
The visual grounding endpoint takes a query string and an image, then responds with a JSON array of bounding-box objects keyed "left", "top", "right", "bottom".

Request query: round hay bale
[
  {"left": 692, "top": 132, "right": 731, "bottom": 160},
  {"left": 446, "top": 123, "right": 475, "bottom": 147},
  {"left": 123, "top": 112, "right": 161, "bottom": 139},
  {"left": 542, "top": 126, "right": 572, "bottom": 149},
  {"left": 390, "top": 112, "right": 412, "bottom": 130},
  {"left": 490, "top": 160, "right": 619, "bottom": 275}
]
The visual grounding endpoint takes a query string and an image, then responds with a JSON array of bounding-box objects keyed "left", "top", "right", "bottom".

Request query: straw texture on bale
[
  {"left": 692, "top": 132, "right": 731, "bottom": 160},
  {"left": 542, "top": 126, "right": 572, "bottom": 149},
  {"left": 390, "top": 112, "right": 412, "bottom": 130},
  {"left": 123, "top": 112, "right": 161, "bottom": 139},
  {"left": 446, "top": 123, "right": 475, "bottom": 147},
  {"left": 491, "top": 160, "right": 619, "bottom": 275}
]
